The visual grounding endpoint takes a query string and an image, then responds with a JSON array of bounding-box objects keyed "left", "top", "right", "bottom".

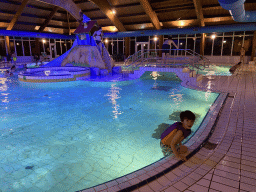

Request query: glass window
[
  {"left": 186, "top": 38, "right": 194, "bottom": 52},
  {"left": 130, "top": 41, "right": 135, "bottom": 55},
  {"left": 179, "top": 34, "right": 186, "bottom": 38},
  {"left": 9, "top": 40, "right": 15, "bottom": 54},
  {"left": 204, "top": 38, "right": 213, "bottom": 55},
  {"left": 215, "top": 32, "right": 223, "bottom": 37},
  {"left": 67, "top": 41, "right": 71, "bottom": 50},
  {"left": 136, "top": 36, "right": 149, "bottom": 42},
  {"left": 15, "top": 40, "right": 23, "bottom": 56},
  {"left": 150, "top": 40, "right": 155, "bottom": 50},
  {"left": 15, "top": 37, "right": 21, "bottom": 40},
  {"left": 23, "top": 41, "right": 30, "bottom": 56},
  {"left": 235, "top": 31, "right": 244, "bottom": 35},
  {"left": 232, "top": 36, "right": 243, "bottom": 56},
  {"left": 61, "top": 42, "right": 67, "bottom": 54},
  {"left": 30, "top": 41, "right": 36, "bottom": 56},
  {"left": 224, "top": 32, "right": 233, "bottom": 36},
  {"left": 195, "top": 38, "right": 201, "bottom": 54},
  {"left": 23, "top": 37, "right": 29, "bottom": 40},
  {"left": 39, "top": 41, "right": 44, "bottom": 54},
  {"left": 244, "top": 36, "right": 253, "bottom": 56},
  {"left": 44, "top": 41, "right": 50, "bottom": 55},
  {"left": 113, "top": 41, "right": 117, "bottom": 55},
  {"left": 222, "top": 37, "right": 232, "bottom": 56},
  {"left": 213, "top": 37, "right": 222, "bottom": 56},
  {"left": 179, "top": 39, "right": 186, "bottom": 55},
  {"left": 118, "top": 41, "right": 123, "bottom": 55},
  {"left": 50, "top": 39, "right": 55, "bottom": 43},
  {"left": 0, "top": 40, "right": 6, "bottom": 56},
  {"left": 56, "top": 42, "right": 61, "bottom": 55},
  {"left": 30, "top": 38, "right": 35, "bottom": 40},
  {"left": 108, "top": 41, "right": 113, "bottom": 55},
  {"left": 245, "top": 31, "right": 254, "bottom": 35}
]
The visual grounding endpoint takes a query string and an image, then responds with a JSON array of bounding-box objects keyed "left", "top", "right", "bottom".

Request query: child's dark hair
[{"left": 180, "top": 110, "right": 196, "bottom": 121}]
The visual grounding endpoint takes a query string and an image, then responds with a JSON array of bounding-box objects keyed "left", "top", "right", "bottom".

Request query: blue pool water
[
  {"left": 197, "top": 65, "right": 232, "bottom": 76},
  {"left": 0, "top": 71, "right": 219, "bottom": 192}
]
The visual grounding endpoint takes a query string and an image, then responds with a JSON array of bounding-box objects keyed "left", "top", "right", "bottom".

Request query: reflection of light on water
[
  {"left": 150, "top": 71, "right": 161, "bottom": 80},
  {"left": 205, "top": 81, "right": 212, "bottom": 101},
  {"left": 169, "top": 90, "right": 183, "bottom": 106},
  {"left": 0, "top": 78, "right": 8, "bottom": 91},
  {"left": 151, "top": 71, "right": 161, "bottom": 88},
  {"left": 206, "top": 71, "right": 215, "bottom": 76},
  {"left": 105, "top": 83, "right": 122, "bottom": 119}
]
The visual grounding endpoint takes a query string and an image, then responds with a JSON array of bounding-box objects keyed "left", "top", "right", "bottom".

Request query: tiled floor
[
  {"left": 128, "top": 65, "right": 256, "bottom": 192},
  {"left": 81, "top": 64, "right": 256, "bottom": 192}
]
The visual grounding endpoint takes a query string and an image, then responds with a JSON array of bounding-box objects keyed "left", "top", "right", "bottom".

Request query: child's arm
[{"left": 170, "top": 130, "right": 187, "bottom": 161}]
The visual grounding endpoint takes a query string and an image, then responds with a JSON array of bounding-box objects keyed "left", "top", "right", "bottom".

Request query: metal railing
[{"left": 124, "top": 49, "right": 210, "bottom": 72}]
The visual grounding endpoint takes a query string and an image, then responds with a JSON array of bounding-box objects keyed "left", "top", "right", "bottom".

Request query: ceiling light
[
  {"left": 211, "top": 34, "right": 216, "bottom": 39},
  {"left": 112, "top": 9, "right": 116, "bottom": 14},
  {"left": 105, "top": 39, "right": 108, "bottom": 43},
  {"left": 154, "top": 36, "right": 158, "bottom": 41}
]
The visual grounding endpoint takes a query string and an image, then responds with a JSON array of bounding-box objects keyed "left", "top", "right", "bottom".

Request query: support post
[
  {"left": 5, "top": 36, "right": 10, "bottom": 55},
  {"left": 159, "top": 35, "right": 164, "bottom": 57},
  {"left": 125, "top": 37, "right": 130, "bottom": 59},
  {"left": 200, "top": 33, "right": 205, "bottom": 56}
]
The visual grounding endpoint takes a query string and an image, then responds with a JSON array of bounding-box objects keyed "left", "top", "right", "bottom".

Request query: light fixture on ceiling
[
  {"left": 154, "top": 36, "right": 158, "bottom": 41},
  {"left": 105, "top": 39, "right": 109, "bottom": 43},
  {"left": 112, "top": 9, "right": 116, "bottom": 14},
  {"left": 211, "top": 34, "right": 216, "bottom": 39}
]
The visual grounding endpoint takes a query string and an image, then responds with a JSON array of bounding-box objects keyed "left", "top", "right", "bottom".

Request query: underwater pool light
[{"left": 44, "top": 70, "right": 51, "bottom": 76}]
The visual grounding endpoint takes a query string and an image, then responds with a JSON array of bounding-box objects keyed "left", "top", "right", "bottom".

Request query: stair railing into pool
[
  {"left": 123, "top": 49, "right": 210, "bottom": 72},
  {"left": 100, "top": 43, "right": 114, "bottom": 71}
]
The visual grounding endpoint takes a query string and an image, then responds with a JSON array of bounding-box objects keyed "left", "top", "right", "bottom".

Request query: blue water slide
[
  {"left": 43, "top": 40, "right": 77, "bottom": 67},
  {"left": 43, "top": 36, "right": 97, "bottom": 67},
  {"left": 218, "top": 0, "right": 256, "bottom": 22}
]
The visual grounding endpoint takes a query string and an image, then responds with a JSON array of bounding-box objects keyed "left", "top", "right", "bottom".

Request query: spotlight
[{"left": 211, "top": 34, "right": 216, "bottom": 39}]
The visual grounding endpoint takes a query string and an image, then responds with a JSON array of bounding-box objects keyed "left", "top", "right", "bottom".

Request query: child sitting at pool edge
[{"left": 160, "top": 110, "right": 195, "bottom": 161}]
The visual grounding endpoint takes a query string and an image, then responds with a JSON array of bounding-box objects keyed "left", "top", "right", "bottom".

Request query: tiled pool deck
[{"left": 79, "top": 64, "right": 256, "bottom": 192}]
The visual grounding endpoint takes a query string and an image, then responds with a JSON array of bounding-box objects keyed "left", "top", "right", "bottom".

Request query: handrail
[
  {"left": 124, "top": 49, "right": 209, "bottom": 71},
  {"left": 100, "top": 43, "right": 114, "bottom": 71}
]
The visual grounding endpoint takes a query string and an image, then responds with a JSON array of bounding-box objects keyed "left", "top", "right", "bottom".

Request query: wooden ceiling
[{"left": 0, "top": 0, "right": 256, "bottom": 35}]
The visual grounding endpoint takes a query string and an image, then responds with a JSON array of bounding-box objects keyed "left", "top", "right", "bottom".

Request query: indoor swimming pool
[
  {"left": 0, "top": 71, "right": 219, "bottom": 192},
  {"left": 194, "top": 64, "right": 232, "bottom": 76}
]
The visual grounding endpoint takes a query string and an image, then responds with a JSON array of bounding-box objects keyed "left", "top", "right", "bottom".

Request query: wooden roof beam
[
  {"left": 88, "top": 0, "right": 126, "bottom": 31},
  {"left": 193, "top": 0, "right": 205, "bottom": 27},
  {"left": 139, "top": 0, "right": 161, "bottom": 30},
  {"left": 36, "top": 0, "right": 81, "bottom": 21},
  {"left": 38, "top": 6, "right": 59, "bottom": 32},
  {"left": 7, "top": 0, "right": 30, "bottom": 30}
]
